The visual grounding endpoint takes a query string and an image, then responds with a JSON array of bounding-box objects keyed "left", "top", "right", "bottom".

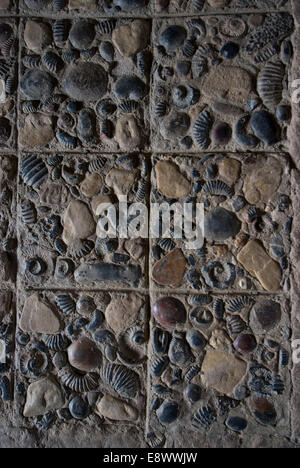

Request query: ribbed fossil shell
[
  {"left": 56, "top": 294, "right": 76, "bottom": 315},
  {"left": 193, "top": 110, "right": 212, "bottom": 149},
  {"left": 101, "top": 364, "right": 140, "bottom": 398},
  {"left": 257, "top": 61, "right": 285, "bottom": 109},
  {"left": 59, "top": 366, "right": 99, "bottom": 393},
  {"left": 20, "top": 154, "right": 48, "bottom": 189},
  {"left": 20, "top": 201, "right": 36, "bottom": 225},
  {"left": 191, "top": 405, "right": 216, "bottom": 430},
  {"left": 43, "top": 333, "right": 70, "bottom": 351}
]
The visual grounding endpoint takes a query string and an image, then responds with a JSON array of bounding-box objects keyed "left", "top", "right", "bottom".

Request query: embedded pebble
[
  {"left": 69, "top": 21, "right": 95, "bottom": 50},
  {"left": 24, "top": 20, "right": 52, "bottom": 54},
  {"left": 152, "top": 248, "right": 187, "bottom": 289},
  {"left": 252, "top": 299, "right": 281, "bottom": 331},
  {"left": 211, "top": 121, "right": 232, "bottom": 145},
  {"left": 105, "top": 293, "right": 143, "bottom": 334},
  {"left": 233, "top": 333, "right": 257, "bottom": 354},
  {"left": 161, "top": 111, "right": 190, "bottom": 141},
  {"left": 159, "top": 25, "right": 187, "bottom": 52},
  {"left": 19, "top": 113, "right": 54, "bottom": 148},
  {"left": 249, "top": 397, "right": 277, "bottom": 426},
  {"left": 250, "top": 111, "right": 280, "bottom": 146},
  {"left": 63, "top": 63, "right": 108, "bottom": 101},
  {"left": 226, "top": 416, "right": 247, "bottom": 432},
  {"left": 115, "top": 76, "right": 146, "bottom": 100},
  {"left": 97, "top": 394, "right": 138, "bottom": 421},
  {"left": 218, "top": 158, "right": 240, "bottom": 184},
  {"left": 243, "top": 158, "right": 282, "bottom": 205},
  {"left": 80, "top": 173, "right": 103, "bottom": 198},
  {"left": 69, "top": 396, "right": 89, "bottom": 420},
  {"left": 155, "top": 161, "right": 190, "bottom": 198},
  {"left": 115, "top": 115, "right": 142, "bottom": 150},
  {"left": 112, "top": 20, "right": 150, "bottom": 57},
  {"left": 20, "top": 69, "right": 56, "bottom": 100},
  {"left": 62, "top": 200, "right": 96, "bottom": 246},
  {"left": 157, "top": 401, "right": 179, "bottom": 424},
  {"left": 23, "top": 377, "right": 64, "bottom": 417},
  {"left": 20, "top": 294, "right": 61, "bottom": 334},
  {"left": 67, "top": 337, "right": 102, "bottom": 372},
  {"left": 204, "top": 207, "right": 241, "bottom": 242},
  {"left": 153, "top": 296, "right": 186, "bottom": 330},
  {"left": 105, "top": 168, "right": 136, "bottom": 199}
]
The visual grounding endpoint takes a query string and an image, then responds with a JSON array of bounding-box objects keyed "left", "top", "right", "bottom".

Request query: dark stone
[
  {"left": 232, "top": 195, "right": 246, "bottom": 212},
  {"left": 249, "top": 397, "right": 277, "bottom": 426},
  {"left": 0, "top": 117, "right": 11, "bottom": 143},
  {"left": 204, "top": 207, "right": 241, "bottom": 242},
  {"left": 226, "top": 416, "right": 247, "bottom": 432},
  {"left": 63, "top": 63, "right": 108, "bottom": 102},
  {"left": 250, "top": 110, "right": 280, "bottom": 146},
  {"left": 253, "top": 299, "right": 281, "bottom": 330},
  {"left": 74, "top": 262, "right": 142, "bottom": 287},
  {"left": 115, "top": 75, "right": 146, "bottom": 100},
  {"left": 176, "top": 61, "right": 191, "bottom": 76},
  {"left": 153, "top": 297, "right": 186, "bottom": 329},
  {"left": 233, "top": 333, "right": 257, "bottom": 354},
  {"left": 186, "top": 329, "right": 206, "bottom": 350},
  {"left": 20, "top": 69, "right": 56, "bottom": 100},
  {"left": 99, "top": 41, "right": 115, "bottom": 62},
  {"left": 0, "top": 23, "right": 13, "bottom": 45},
  {"left": 69, "top": 21, "right": 95, "bottom": 50},
  {"left": 185, "top": 384, "right": 202, "bottom": 403},
  {"left": 159, "top": 25, "right": 187, "bottom": 52},
  {"left": 24, "top": 0, "right": 51, "bottom": 9},
  {"left": 220, "top": 42, "right": 239, "bottom": 59},
  {"left": 161, "top": 111, "right": 190, "bottom": 139},
  {"left": 157, "top": 401, "right": 179, "bottom": 424},
  {"left": 211, "top": 121, "right": 232, "bottom": 145},
  {"left": 115, "top": 0, "right": 148, "bottom": 10},
  {"left": 69, "top": 396, "right": 89, "bottom": 420},
  {"left": 276, "top": 105, "right": 291, "bottom": 122},
  {"left": 168, "top": 334, "right": 195, "bottom": 367}
]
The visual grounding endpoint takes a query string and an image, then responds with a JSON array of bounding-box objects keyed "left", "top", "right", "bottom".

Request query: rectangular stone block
[
  {"left": 0, "top": 19, "right": 18, "bottom": 151},
  {"left": 155, "top": 0, "right": 290, "bottom": 13},
  {"left": 19, "top": 17, "right": 152, "bottom": 152},
  {"left": 14, "top": 290, "right": 149, "bottom": 432},
  {"left": 18, "top": 153, "right": 149, "bottom": 290},
  {"left": 0, "top": 154, "right": 17, "bottom": 286},
  {"left": 150, "top": 153, "right": 292, "bottom": 293},
  {"left": 19, "top": 0, "right": 153, "bottom": 16},
  {"left": 151, "top": 13, "right": 294, "bottom": 152},
  {"left": 0, "top": 289, "right": 15, "bottom": 425},
  {"left": 147, "top": 291, "right": 291, "bottom": 448}
]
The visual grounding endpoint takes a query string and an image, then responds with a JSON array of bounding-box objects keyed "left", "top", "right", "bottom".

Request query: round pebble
[
  {"left": 115, "top": 75, "right": 146, "bottom": 100},
  {"left": 211, "top": 121, "right": 232, "bottom": 145},
  {"left": 69, "top": 396, "right": 89, "bottom": 420},
  {"left": 250, "top": 110, "right": 280, "bottom": 146},
  {"left": 20, "top": 69, "right": 56, "bottom": 100},
  {"left": 276, "top": 105, "right": 291, "bottom": 122},
  {"left": 185, "top": 384, "right": 202, "bottom": 403},
  {"left": 153, "top": 297, "right": 186, "bottom": 329},
  {"left": 226, "top": 416, "right": 247, "bottom": 432},
  {"left": 159, "top": 25, "right": 186, "bottom": 52},
  {"left": 156, "top": 401, "right": 179, "bottom": 424},
  {"left": 220, "top": 42, "right": 239, "bottom": 59},
  {"left": 69, "top": 21, "right": 95, "bottom": 50},
  {"left": 249, "top": 397, "right": 277, "bottom": 426},
  {"left": 63, "top": 63, "right": 108, "bottom": 101},
  {"left": 204, "top": 207, "right": 241, "bottom": 242},
  {"left": 233, "top": 333, "right": 257, "bottom": 354},
  {"left": 67, "top": 337, "right": 102, "bottom": 372},
  {"left": 76, "top": 296, "right": 96, "bottom": 317}
]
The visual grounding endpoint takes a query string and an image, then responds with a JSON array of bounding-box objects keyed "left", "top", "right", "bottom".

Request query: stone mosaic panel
[
  {"left": 18, "top": 153, "right": 149, "bottom": 290},
  {"left": 19, "top": 0, "right": 153, "bottom": 16},
  {"left": 19, "top": 17, "right": 151, "bottom": 152},
  {"left": 0, "top": 289, "right": 15, "bottom": 422},
  {"left": 0, "top": 154, "right": 17, "bottom": 286},
  {"left": 150, "top": 153, "right": 292, "bottom": 293},
  {"left": 155, "top": 0, "right": 290, "bottom": 14},
  {"left": 151, "top": 14, "right": 294, "bottom": 152},
  {"left": 15, "top": 290, "right": 148, "bottom": 430},
  {"left": 147, "top": 292, "right": 291, "bottom": 448},
  {"left": 0, "top": 19, "right": 18, "bottom": 151}
]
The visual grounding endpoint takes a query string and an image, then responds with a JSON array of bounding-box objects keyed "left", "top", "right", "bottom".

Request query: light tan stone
[
  {"left": 237, "top": 239, "right": 282, "bottom": 291},
  {"left": 200, "top": 349, "right": 247, "bottom": 396},
  {"left": 23, "top": 377, "right": 64, "bottom": 417},
  {"left": 92, "top": 194, "right": 114, "bottom": 216},
  {"left": 24, "top": 20, "right": 52, "bottom": 54},
  {"left": 115, "top": 115, "right": 142, "bottom": 150},
  {"left": 124, "top": 238, "right": 145, "bottom": 261},
  {"left": 219, "top": 158, "right": 241, "bottom": 184},
  {"left": 202, "top": 66, "right": 253, "bottom": 107},
  {"left": 62, "top": 200, "right": 96, "bottom": 245},
  {"left": 69, "top": 0, "right": 97, "bottom": 10},
  {"left": 19, "top": 113, "right": 54, "bottom": 148},
  {"left": 80, "top": 173, "right": 102, "bottom": 198},
  {"left": 40, "top": 183, "right": 69, "bottom": 206},
  {"left": 97, "top": 395, "right": 138, "bottom": 421},
  {"left": 105, "top": 168, "right": 136, "bottom": 199},
  {"left": 105, "top": 293, "right": 143, "bottom": 334},
  {"left": 20, "top": 294, "right": 61, "bottom": 334},
  {"left": 155, "top": 161, "right": 191, "bottom": 199},
  {"left": 0, "top": 339, "right": 6, "bottom": 363},
  {"left": 243, "top": 158, "right": 282, "bottom": 205},
  {"left": 112, "top": 20, "right": 150, "bottom": 57},
  {"left": 209, "top": 329, "right": 232, "bottom": 351},
  {"left": 152, "top": 248, "right": 187, "bottom": 288}
]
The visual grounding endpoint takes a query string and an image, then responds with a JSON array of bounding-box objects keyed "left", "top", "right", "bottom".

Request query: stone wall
[{"left": 0, "top": 0, "right": 299, "bottom": 448}]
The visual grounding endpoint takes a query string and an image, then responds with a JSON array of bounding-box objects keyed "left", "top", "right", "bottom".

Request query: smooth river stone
[
  {"left": 152, "top": 248, "right": 187, "bottom": 288},
  {"left": 23, "top": 377, "right": 64, "bottom": 417},
  {"left": 202, "top": 66, "right": 253, "bottom": 107},
  {"left": 112, "top": 20, "right": 150, "bottom": 57},
  {"left": 237, "top": 239, "right": 282, "bottom": 291},
  {"left": 155, "top": 161, "right": 190, "bottom": 198},
  {"left": 218, "top": 158, "right": 241, "bottom": 184},
  {"left": 115, "top": 115, "right": 142, "bottom": 150},
  {"left": 97, "top": 394, "right": 138, "bottom": 421},
  {"left": 62, "top": 63, "right": 108, "bottom": 102},
  {"left": 105, "top": 293, "right": 143, "bottom": 334},
  {"left": 243, "top": 157, "right": 282, "bottom": 205},
  {"left": 20, "top": 294, "right": 61, "bottom": 334},
  {"left": 159, "top": 25, "right": 187, "bottom": 52},
  {"left": 204, "top": 207, "right": 241, "bottom": 242},
  {"left": 153, "top": 296, "right": 186, "bottom": 329},
  {"left": 201, "top": 349, "right": 247, "bottom": 397},
  {"left": 233, "top": 333, "right": 257, "bottom": 354},
  {"left": 250, "top": 110, "right": 280, "bottom": 146},
  {"left": 74, "top": 262, "right": 142, "bottom": 287},
  {"left": 20, "top": 69, "right": 56, "bottom": 100},
  {"left": 19, "top": 113, "right": 54, "bottom": 148},
  {"left": 160, "top": 111, "right": 190, "bottom": 140},
  {"left": 105, "top": 168, "right": 136, "bottom": 199},
  {"left": 24, "top": 20, "right": 52, "bottom": 54},
  {"left": 69, "top": 21, "right": 95, "bottom": 50},
  {"left": 62, "top": 200, "right": 96, "bottom": 246},
  {"left": 252, "top": 299, "right": 281, "bottom": 330},
  {"left": 249, "top": 396, "right": 277, "bottom": 426},
  {"left": 80, "top": 173, "right": 102, "bottom": 198},
  {"left": 67, "top": 337, "right": 101, "bottom": 372}
]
